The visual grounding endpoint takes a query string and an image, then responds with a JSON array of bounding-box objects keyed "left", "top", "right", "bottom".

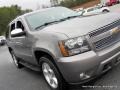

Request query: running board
[{"left": 20, "top": 61, "right": 41, "bottom": 72}]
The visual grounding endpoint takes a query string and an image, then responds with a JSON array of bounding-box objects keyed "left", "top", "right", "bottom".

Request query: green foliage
[
  {"left": 0, "top": 5, "right": 32, "bottom": 35},
  {"left": 60, "top": 0, "right": 95, "bottom": 8}
]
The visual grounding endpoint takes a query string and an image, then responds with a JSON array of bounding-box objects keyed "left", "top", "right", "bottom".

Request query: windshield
[{"left": 25, "top": 7, "right": 79, "bottom": 30}]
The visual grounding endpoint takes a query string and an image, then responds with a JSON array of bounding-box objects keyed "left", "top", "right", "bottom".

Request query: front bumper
[{"left": 56, "top": 42, "right": 120, "bottom": 84}]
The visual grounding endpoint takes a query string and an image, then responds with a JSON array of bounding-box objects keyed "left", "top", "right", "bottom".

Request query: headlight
[{"left": 59, "top": 36, "right": 91, "bottom": 57}]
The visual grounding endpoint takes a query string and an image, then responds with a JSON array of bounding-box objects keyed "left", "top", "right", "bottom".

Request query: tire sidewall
[
  {"left": 40, "top": 56, "right": 66, "bottom": 90},
  {"left": 103, "top": 10, "right": 109, "bottom": 13}
]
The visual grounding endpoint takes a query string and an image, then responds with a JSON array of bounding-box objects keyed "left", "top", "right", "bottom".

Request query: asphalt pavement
[
  {"left": 0, "top": 4, "right": 120, "bottom": 90},
  {"left": 0, "top": 46, "right": 50, "bottom": 90}
]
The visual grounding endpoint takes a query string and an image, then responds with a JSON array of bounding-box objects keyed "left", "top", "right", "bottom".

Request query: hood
[{"left": 42, "top": 12, "right": 120, "bottom": 38}]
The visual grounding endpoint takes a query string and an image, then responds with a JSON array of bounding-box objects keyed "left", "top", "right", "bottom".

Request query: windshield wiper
[
  {"left": 61, "top": 15, "right": 80, "bottom": 20},
  {"left": 35, "top": 21, "right": 59, "bottom": 30},
  {"left": 35, "top": 15, "right": 80, "bottom": 30}
]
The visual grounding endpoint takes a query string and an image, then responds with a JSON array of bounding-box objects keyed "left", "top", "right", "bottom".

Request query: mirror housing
[{"left": 11, "top": 28, "right": 26, "bottom": 37}]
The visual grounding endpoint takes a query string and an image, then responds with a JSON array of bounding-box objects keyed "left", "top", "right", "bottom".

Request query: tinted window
[
  {"left": 87, "top": 8, "right": 94, "bottom": 12},
  {"left": 16, "top": 21, "right": 24, "bottom": 31},
  {"left": 10, "top": 23, "right": 15, "bottom": 31},
  {"left": 95, "top": 6, "right": 101, "bottom": 9}
]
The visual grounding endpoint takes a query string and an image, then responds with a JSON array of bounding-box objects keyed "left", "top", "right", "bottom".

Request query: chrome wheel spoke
[
  {"left": 52, "top": 77, "right": 58, "bottom": 85},
  {"left": 51, "top": 77, "right": 58, "bottom": 87},
  {"left": 43, "top": 68, "right": 48, "bottom": 75},
  {"left": 42, "top": 62, "right": 58, "bottom": 89}
]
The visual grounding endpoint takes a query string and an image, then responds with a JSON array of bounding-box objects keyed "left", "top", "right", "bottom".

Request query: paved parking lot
[{"left": 0, "top": 4, "right": 120, "bottom": 90}]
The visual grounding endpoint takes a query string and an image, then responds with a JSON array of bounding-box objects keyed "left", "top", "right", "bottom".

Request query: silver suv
[{"left": 6, "top": 7, "right": 120, "bottom": 90}]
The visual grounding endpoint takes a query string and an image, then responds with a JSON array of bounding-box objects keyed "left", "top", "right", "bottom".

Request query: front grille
[
  {"left": 94, "top": 33, "right": 120, "bottom": 50},
  {"left": 89, "top": 19, "right": 120, "bottom": 37},
  {"left": 88, "top": 19, "right": 120, "bottom": 50}
]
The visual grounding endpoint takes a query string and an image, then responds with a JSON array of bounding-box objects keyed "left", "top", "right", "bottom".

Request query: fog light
[{"left": 80, "top": 73, "right": 90, "bottom": 80}]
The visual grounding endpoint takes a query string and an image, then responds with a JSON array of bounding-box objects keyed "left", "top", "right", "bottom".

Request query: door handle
[{"left": 15, "top": 42, "right": 23, "bottom": 45}]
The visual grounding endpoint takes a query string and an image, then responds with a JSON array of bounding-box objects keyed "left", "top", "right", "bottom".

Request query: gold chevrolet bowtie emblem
[{"left": 110, "top": 27, "right": 120, "bottom": 35}]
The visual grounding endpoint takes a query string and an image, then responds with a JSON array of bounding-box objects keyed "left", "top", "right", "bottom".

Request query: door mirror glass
[
  {"left": 11, "top": 28, "right": 23, "bottom": 35},
  {"left": 11, "top": 28, "right": 25, "bottom": 37}
]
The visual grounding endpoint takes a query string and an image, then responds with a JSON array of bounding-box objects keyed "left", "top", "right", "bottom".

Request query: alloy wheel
[{"left": 42, "top": 62, "right": 58, "bottom": 89}]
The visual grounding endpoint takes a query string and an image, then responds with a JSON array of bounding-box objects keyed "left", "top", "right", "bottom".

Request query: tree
[
  {"left": 0, "top": 5, "right": 32, "bottom": 35},
  {"left": 60, "top": 0, "right": 95, "bottom": 8}
]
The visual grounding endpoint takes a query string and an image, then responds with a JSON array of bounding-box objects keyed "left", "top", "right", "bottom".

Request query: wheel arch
[
  {"left": 102, "top": 9, "right": 109, "bottom": 12},
  {"left": 33, "top": 48, "right": 56, "bottom": 65},
  {"left": 33, "top": 48, "right": 66, "bottom": 83}
]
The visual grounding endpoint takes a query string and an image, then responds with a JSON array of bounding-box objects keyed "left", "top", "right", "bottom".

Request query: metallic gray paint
[{"left": 7, "top": 7, "right": 120, "bottom": 84}]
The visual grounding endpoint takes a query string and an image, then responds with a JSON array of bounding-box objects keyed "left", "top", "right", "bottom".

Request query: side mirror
[{"left": 11, "top": 28, "right": 26, "bottom": 37}]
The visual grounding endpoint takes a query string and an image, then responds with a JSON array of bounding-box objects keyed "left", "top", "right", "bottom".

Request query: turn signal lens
[{"left": 59, "top": 41, "right": 69, "bottom": 57}]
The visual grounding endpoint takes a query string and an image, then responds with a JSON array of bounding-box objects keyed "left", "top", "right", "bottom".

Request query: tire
[
  {"left": 102, "top": 10, "right": 109, "bottom": 13},
  {"left": 40, "top": 56, "right": 67, "bottom": 90},
  {"left": 11, "top": 51, "right": 23, "bottom": 69}
]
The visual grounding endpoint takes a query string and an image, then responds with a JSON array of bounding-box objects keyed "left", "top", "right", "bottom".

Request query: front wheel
[
  {"left": 102, "top": 10, "right": 109, "bottom": 13},
  {"left": 40, "top": 56, "right": 67, "bottom": 90}
]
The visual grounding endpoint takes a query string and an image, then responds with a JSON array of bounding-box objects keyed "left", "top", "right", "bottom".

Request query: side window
[
  {"left": 94, "top": 7, "right": 100, "bottom": 10},
  {"left": 87, "top": 8, "right": 94, "bottom": 12},
  {"left": 10, "top": 23, "right": 16, "bottom": 38},
  {"left": 16, "top": 21, "right": 24, "bottom": 31},
  {"left": 10, "top": 23, "right": 15, "bottom": 31}
]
